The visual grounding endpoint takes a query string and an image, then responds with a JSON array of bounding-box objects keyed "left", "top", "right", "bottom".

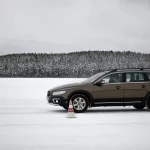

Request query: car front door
[
  {"left": 123, "top": 72, "right": 149, "bottom": 103},
  {"left": 93, "top": 73, "right": 124, "bottom": 105}
]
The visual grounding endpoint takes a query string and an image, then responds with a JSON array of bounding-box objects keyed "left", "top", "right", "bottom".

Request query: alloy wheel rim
[{"left": 73, "top": 97, "right": 86, "bottom": 111}]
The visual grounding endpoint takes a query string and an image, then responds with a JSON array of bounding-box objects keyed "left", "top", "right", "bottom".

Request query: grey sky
[{"left": 0, "top": 0, "right": 150, "bottom": 55}]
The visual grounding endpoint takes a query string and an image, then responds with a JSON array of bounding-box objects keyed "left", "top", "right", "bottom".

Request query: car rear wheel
[
  {"left": 133, "top": 103, "right": 145, "bottom": 110},
  {"left": 71, "top": 94, "right": 89, "bottom": 113},
  {"left": 146, "top": 97, "right": 150, "bottom": 110}
]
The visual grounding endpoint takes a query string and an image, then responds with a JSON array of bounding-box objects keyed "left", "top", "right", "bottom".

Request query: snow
[{"left": 0, "top": 78, "right": 150, "bottom": 150}]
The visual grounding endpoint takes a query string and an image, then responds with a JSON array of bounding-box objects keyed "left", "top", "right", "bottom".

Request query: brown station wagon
[{"left": 46, "top": 68, "right": 150, "bottom": 113}]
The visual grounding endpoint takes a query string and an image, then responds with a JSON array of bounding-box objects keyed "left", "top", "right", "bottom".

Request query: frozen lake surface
[{"left": 0, "top": 78, "right": 150, "bottom": 150}]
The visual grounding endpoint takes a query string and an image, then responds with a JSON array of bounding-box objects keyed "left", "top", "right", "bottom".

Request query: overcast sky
[{"left": 0, "top": 0, "right": 150, "bottom": 55}]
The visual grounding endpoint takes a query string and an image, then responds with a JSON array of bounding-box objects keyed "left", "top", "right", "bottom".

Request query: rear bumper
[{"left": 46, "top": 95, "right": 68, "bottom": 106}]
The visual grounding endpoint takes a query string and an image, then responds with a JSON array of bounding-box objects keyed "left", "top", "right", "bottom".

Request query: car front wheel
[{"left": 71, "top": 94, "right": 89, "bottom": 113}]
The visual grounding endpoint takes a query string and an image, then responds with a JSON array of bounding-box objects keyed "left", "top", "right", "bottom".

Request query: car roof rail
[
  {"left": 104, "top": 68, "right": 150, "bottom": 73},
  {"left": 123, "top": 68, "right": 150, "bottom": 70},
  {"left": 119, "top": 68, "right": 143, "bottom": 70},
  {"left": 111, "top": 69, "right": 118, "bottom": 72},
  {"left": 106, "top": 69, "right": 118, "bottom": 73}
]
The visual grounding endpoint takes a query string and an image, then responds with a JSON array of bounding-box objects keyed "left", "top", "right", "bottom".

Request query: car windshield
[{"left": 82, "top": 71, "right": 108, "bottom": 83}]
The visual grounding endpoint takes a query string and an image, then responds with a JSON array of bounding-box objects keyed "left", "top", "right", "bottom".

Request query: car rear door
[
  {"left": 123, "top": 72, "right": 149, "bottom": 103},
  {"left": 93, "top": 73, "right": 124, "bottom": 104}
]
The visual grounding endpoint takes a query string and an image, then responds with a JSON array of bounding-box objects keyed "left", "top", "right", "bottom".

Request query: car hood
[{"left": 49, "top": 82, "right": 86, "bottom": 91}]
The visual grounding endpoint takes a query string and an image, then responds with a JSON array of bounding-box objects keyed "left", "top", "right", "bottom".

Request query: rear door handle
[
  {"left": 116, "top": 86, "right": 121, "bottom": 89},
  {"left": 141, "top": 85, "right": 147, "bottom": 88}
]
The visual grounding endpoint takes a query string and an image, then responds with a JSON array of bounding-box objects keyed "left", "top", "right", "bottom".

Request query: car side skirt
[{"left": 92, "top": 97, "right": 144, "bottom": 107}]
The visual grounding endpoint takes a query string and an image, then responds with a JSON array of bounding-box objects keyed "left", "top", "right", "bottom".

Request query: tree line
[{"left": 0, "top": 51, "right": 149, "bottom": 78}]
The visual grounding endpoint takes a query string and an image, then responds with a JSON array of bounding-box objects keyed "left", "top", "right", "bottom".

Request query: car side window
[
  {"left": 126, "top": 72, "right": 145, "bottom": 82},
  {"left": 147, "top": 72, "right": 150, "bottom": 80},
  {"left": 102, "top": 73, "right": 123, "bottom": 84}
]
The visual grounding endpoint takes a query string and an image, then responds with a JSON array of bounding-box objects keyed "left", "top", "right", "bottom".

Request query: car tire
[
  {"left": 70, "top": 94, "right": 89, "bottom": 113},
  {"left": 62, "top": 105, "right": 68, "bottom": 110},
  {"left": 146, "top": 96, "right": 150, "bottom": 110},
  {"left": 133, "top": 103, "right": 145, "bottom": 110}
]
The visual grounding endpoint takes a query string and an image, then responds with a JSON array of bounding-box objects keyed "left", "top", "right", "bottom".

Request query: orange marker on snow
[{"left": 66, "top": 100, "right": 76, "bottom": 118}]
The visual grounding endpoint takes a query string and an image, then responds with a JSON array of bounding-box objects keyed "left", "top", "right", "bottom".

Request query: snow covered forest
[{"left": 0, "top": 51, "right": 150, "bottom": 78}]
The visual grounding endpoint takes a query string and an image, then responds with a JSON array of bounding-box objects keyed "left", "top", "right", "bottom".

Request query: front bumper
[{"left": 46, "top": 95, "right": 68, "bottom": 106}]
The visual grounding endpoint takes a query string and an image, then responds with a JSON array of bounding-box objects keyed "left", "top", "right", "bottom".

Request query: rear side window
[
  {"left": 126, "top": 72, "right": 145, "bottom": 82},
  {"left": 147, "top": 72, "right": 150, "bottom": 80}
]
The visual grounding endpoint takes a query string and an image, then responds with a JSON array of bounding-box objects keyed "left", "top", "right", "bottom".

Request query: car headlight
[{"left": 52, "top": 91, "right": 66, "bottom": 96}]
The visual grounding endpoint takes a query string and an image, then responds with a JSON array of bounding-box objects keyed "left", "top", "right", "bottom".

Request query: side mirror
[
  {"left": 95, "top": 80, "right": 105, "bottom": 86},
  {"left": 101, "top": 80, "right": 105, "bottom": 84}
]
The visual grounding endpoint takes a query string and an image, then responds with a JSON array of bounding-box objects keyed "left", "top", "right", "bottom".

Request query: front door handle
[{"left": 116, "top": 86, "right": 121, "bottom": 89}]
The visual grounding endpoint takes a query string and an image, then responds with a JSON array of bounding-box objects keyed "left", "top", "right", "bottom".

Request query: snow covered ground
[{"left": 0, "top": 78, "right": 150, "bottom": 150}]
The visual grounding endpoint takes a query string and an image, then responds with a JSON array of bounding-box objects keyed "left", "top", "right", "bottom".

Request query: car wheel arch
[
  {"left": 145, "top": 91, "right": 150, "bottom": 101},
  {"left": 67, "top": 90, "right": 93, "bottom": 107},
  {"left": 145, "top": 91, "right": 150, "bottom": 109}
]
